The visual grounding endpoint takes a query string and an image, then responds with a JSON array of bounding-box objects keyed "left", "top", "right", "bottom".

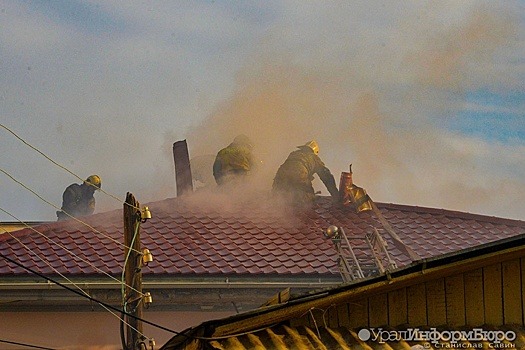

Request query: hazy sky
[{"left": 1, "top": 1, "right": 524, "bottom": 222}]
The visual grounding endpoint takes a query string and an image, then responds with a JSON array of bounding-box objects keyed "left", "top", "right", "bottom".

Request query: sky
[{"left": 1, "top": 0, "right": 524, "bottom": 223}]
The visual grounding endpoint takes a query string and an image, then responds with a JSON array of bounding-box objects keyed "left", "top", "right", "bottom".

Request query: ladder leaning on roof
[
  {"left": 365, "top": 226, "right": 397, "bottom": 274},
  {"left": 338, "top": 166, "right": 421, "bottom": 262},
  {"left": 325, "top": 225, "right": 364, "bottom": 282},
  {"left": 324, "top": 225, "right": 398, "bottom": 283}
]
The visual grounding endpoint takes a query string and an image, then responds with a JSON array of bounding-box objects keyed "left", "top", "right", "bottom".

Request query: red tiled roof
[{"left": 1, "top": 195, "right": 524, "bottom": 277}]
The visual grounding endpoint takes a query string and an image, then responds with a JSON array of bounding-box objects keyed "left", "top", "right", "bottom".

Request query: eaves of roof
[
  {"left": 0, "top": 274, "right": 342, "bottom": 312},
  {"left": 0, "top": 274, "right": 342, "bottom": 290}
]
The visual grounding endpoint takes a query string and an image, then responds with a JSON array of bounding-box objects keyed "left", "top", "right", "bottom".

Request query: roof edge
[
  {"left": 375, "top": 201, "right": 525, "bottom": 225},
  {"left": 0, "top": 275, "right": 342, "bottom": 290}
]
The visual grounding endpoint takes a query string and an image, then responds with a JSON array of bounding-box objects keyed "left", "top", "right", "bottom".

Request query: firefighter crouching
[
  {"left": 56, "top": 175, "right": 102, "bottom": 221},
  {"left": 272, "top": 140, "right": 338, "bottom": 206},
  {"left": 213, "top": 135, "right": 255, "bottom": 186}
]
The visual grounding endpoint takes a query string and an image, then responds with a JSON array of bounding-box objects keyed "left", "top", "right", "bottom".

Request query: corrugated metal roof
[{"left": 170, "top": 324, "right": 525, "bottom": 350}]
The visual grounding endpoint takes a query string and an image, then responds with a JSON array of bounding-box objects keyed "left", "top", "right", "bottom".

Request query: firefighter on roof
[
  {"left": 272, "top": 140, "right": 338, "bottom": 206},
  {"left": 56, "top": 175, "right": 101, "bottom": 221},
  {"left": 213, "top": 135, "right": 255, "bottom": 185}
]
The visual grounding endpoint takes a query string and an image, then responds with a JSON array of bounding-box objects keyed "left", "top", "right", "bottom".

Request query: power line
[
  {"left": 0, "top": 250, "right": 181, "bottom": 336},
  {"left": 0, "top": 339, "right": 56, "bottom": 350},
  {"left": 4, "top": 229, "right": 150, "bottom": 342},
  {"left": 0, "top": 206, "right": 145, "bottom": 297},
  {"left": 0, "top": 167, "right": 142, "bottom": 255},
  {"left": 0, "top": 123, "right": 279, "bottom": 343},
  {"left": 0, "top": 123, "right": 140, "bottom": 211},
  {"left": 0, "top": 237, "right": 281, "bottom": 343}
]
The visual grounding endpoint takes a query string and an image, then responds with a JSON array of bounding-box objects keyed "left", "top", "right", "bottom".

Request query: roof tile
[{"left": 2, "top": 196, "right": 524, "bottom": 279}]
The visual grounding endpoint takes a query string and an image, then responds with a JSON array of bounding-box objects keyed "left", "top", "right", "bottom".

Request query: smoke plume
[{"left": 182, "top": 3, "right": 524, "bottom": 220}]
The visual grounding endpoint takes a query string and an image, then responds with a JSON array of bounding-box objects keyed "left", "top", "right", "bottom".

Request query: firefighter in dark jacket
[
  {"left": 273, "top": 140, "right": 338, "bottom": 206},
  {"left": 213, "top": 135, "right": 255, "bottom": 185},
  {"left": 56, "top": 175, "right": 102, "bottom": 221}
]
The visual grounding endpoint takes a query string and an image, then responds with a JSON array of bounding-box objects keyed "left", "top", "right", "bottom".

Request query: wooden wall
[{"left": 291, "top": 257, "right": 525, "bottom": 328}]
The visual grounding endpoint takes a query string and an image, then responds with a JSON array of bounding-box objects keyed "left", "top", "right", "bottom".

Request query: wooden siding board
[
  {"left": 407, "top": 283, "right": 427, "bottom": 326},
  {"left": 464, "top": 268, "right": 484, "bottom": 326},
  {"left": 484, "top": 263, "right": 503, "bottom": 325},
  {"left": 388, "top": 288, "right": 408, "bottom": 326},
  {"left": 327, "top": 305, "right": 339, "bottom": 328},
  {"left": 502, "top": 259, "right": 522, "bottom": 324},
  {"left": 336, "top": 303, "right": 350, "bottom": 327},
  {"left": 348, "top": 298, "right": 368, "bottom": 329},
  {"left": 368, "top": 293, "right": 388, "bottom": 327},
  {"left": 426, "top": 278, "right": 447, "bottom": 326},
  {"left": 445, "top": 274, "right": 465, "bottom": 326},
  {"left": 289, "top": 314, "right": 311, "bottom": 327}
]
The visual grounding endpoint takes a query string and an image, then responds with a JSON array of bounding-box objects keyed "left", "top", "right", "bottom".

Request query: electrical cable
[
  {"left": 120, "top": 310, "right": 128, "bottom": 350},
  {"left": 192, "top": 323, "right": 280, "bottom": 340},
  {"left": 0, "top": 206, "right": 145, "bottom": 297},
  {"left": 4, "top": 229, "right": 149, "bottom": 342},
  {"left": 0, "top": 167, "right": 142, "bottom": 255},
  {"left": 0, "top": 208, "right": 280, "bottom": 343},
  {"left": 0, "top": 338, "right": 57, "bottom": 350},
  {"left": 0, "top": 250, "right": 282, "bottom": 342},
  {"left": 0, "top": 123, "right": 141, "bottom": 211},
  {"left": 0, "top": 250, "right": 182, "bottom": 335},
  {"left": 0, "top": 123, "right": 285, "bottom": 343}
]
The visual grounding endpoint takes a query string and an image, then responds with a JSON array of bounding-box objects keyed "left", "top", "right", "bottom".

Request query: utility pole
[{"left": 123, "top": 192, "right": 143, "bottom": 350}]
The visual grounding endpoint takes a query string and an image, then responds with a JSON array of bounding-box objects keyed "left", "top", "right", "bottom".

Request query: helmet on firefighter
[
  {"left": 84, "top": 175, "right": 102, "bottom": 190},
  {"left": 233, "top": 134, "right": 254, "bottom": 150},
  {"left": 299, "top": 140, "right": 319, "bottom": 155}
]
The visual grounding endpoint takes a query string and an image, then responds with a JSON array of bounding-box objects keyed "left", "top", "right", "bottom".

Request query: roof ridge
[{"left": 375, "top": 202, "right": 525, "bottom": 226}]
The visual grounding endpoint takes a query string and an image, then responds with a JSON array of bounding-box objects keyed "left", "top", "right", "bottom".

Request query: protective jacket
[
  {"left": 213, "top": 143, "right": 254, "bottom": 185},
  {"left": 56, "top": 183, "right": 96, "bottom": 220},
  {"left": 272, "top": 146, "right": 338, "bottom": 205}
]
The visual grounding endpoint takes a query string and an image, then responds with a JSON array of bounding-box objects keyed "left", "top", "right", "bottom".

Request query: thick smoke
[{"left": 182, "top": 3, "right": 524, "bottom": 220}]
